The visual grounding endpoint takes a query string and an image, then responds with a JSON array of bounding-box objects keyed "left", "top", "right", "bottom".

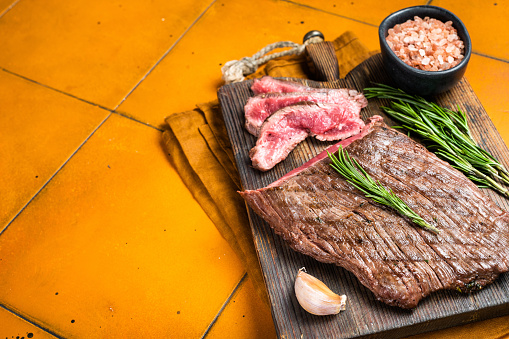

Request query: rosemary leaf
[
  {"left": 327, "top": 147, "right": 440, "bottom": 234},
  {"left": 364, "top": 84, "right": 509, "bottom": 197}
]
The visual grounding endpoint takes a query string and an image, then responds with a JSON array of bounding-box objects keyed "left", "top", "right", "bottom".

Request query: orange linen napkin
[
  {"left": 162, "top": 31, "right": 374, "bottom": 307},
  {"left": 162, "top": 31, "right": 509, "bottom": 338}
]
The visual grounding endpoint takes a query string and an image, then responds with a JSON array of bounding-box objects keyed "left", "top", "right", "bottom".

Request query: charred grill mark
[
  {"left": 299, "top": 170, "right": 428, "bottom": 304},
  {"left": 352, "top": 210, "right": 372, "bottom": 223},
  {"left": 317, "top": 156, "right": 458, "bottom": 293},
  {"left": 294, "top": 173, "right": 401, "bottom": 291},
  {"left": 347, "top": 127, "right": 509, "bottom": 274}
]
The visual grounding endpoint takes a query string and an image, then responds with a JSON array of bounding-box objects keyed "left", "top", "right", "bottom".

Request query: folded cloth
[
  {"left": 162, "top": 30, "right": 509, "bottom": 337},
  {"left": 162, "top": 31, "right": 373, "bottom": 306}
]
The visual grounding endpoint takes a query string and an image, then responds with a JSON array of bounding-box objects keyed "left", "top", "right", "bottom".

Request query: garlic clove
[{"left": 295, "top": 268, "right": 347, "bottom": 316}]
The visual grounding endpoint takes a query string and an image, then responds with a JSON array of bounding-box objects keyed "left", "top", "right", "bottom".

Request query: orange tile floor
[{"left": 1, "top": 0, "right": 508, "bottom": 338}]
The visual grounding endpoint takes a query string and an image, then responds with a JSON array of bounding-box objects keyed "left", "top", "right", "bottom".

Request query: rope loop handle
[{"left": 221, "top": 35, "right": 324, "bottom": 84}]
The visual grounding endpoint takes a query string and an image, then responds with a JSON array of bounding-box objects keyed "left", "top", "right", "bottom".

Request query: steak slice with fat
[
  {"left": 241, "top": 116, "right": 509, "bottom": 309},
  {"left": 249, "top": 102, "right": 365, "bottom": 172},
  {"left": 251, "top": 76, "right": 318, "bottom": 95},
  {"left": 244, "top": 90, "right": 367, "bottom": 136}
]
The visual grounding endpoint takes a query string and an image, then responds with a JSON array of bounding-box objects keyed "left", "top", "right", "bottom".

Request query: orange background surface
[{"left": 0, "top": 0, "right": 508, "bottom": 338}]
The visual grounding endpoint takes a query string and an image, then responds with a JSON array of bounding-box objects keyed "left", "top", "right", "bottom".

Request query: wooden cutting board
[{"left": 217, "top": 52, "right": 509, "bottom": 338}]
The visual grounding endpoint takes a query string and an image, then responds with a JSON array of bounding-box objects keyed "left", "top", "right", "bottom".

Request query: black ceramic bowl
[{"left": 379, "top": 5, "right": 471, "bottom": 96}]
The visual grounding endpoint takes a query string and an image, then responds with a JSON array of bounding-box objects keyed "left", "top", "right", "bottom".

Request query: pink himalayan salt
[{"left": 386, "top": 16, "right": 465, "bottom": 71}]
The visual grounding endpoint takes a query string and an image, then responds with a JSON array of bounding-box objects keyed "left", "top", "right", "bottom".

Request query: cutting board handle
[{"left": 304, "top": 31, "right": 340, "bottom": 82}]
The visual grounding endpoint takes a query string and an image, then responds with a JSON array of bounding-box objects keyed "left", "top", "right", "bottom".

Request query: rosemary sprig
[
  {"left": 327, "top": 147, "right": 440, "bottom": 234},
  {"left": 363, "top": 83, "right": 509, "bottom": 198}
]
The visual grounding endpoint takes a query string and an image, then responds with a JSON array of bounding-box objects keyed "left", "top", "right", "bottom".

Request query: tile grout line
[
  {"left": 0, "top": 0, "right": 21, "bottom": 18},
  {"left": 280, "top": 0, "right": 378, "bottom": 27},
  {"left": 0, "top": 68, "right": 164, "bottom": 132},
  {"left": 0, "top": 304, "right": 63, "bottom": 338},
  {"left": 111, "top": 111, "right": 164, "bottom": 132},
  {"left": 471, "top": 51, "right": 509, "bottom": 64},
  {"left": 1, "top": 68, "right": 114, "bottom": 113},
  {"left": 112, "top": 0, "right": 218, "bottom": 111},
  {"left": 200, "top": 272, "right": 248, "bottom": 339},
  {"left": 0, "top": 112, "right": 113, "bottom": 236}
]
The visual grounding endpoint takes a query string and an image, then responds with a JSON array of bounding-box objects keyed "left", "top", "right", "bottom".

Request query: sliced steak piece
[
  {"left": 244, "top": 90, "right": 367, "bottom": 136},
  {"left": 240, "top": 116, "right": 509, "bottom": 309},
  {"left": 249, "top": 102, "right": 365, "bottom": 172},
  {"left": 251, "top": 76, "right": 318, "bottom": 95}
]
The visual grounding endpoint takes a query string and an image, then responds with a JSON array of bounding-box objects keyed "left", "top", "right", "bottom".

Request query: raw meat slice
[
  {"left": 244, "top": 90, "right": 367, "bottom": 136},
  {"left": 249, "top": 102, "right": 365, "bottom": 171},
  {"left": 251, "top": 76, "right": 317, "bottom": 95}
]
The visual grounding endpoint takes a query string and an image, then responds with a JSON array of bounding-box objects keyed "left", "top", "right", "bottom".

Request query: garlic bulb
[{"left": 294, "top": 268, "right": 347, "bottom": 316}]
